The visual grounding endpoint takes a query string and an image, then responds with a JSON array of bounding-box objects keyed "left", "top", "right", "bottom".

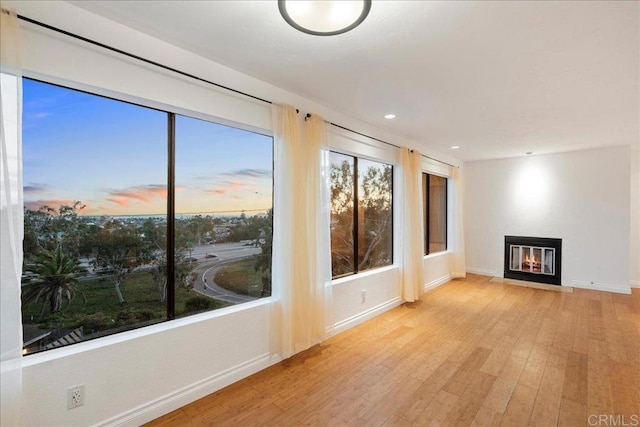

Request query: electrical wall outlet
[{"left": 67, "top": 384, "right": 84, "bottom": 409}]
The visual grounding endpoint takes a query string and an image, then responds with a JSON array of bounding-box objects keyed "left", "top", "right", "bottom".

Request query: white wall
[
  {"left": 631, "top": 146, "right": 640, "bottom": 287},
  {"left": 22, "top": 302, "right": 272, "bottom": 426},
  {"left": 0, "top": 2, "right": 461, "bottom": 425},
  {"left": 465, "top": 147, "right": 632, "bottom": 294},
  {"left": 331, "top": 267, "right": 402, "bottom": 334},
  {"left": 423, "top": 252, "right": 451, "bottom": 291}
]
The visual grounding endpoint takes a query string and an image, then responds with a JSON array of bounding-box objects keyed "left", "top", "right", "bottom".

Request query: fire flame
[{"left": 524, "top": 253, "right": 540, "bottom": 266}]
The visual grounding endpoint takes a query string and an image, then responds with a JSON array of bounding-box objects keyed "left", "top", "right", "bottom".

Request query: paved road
[
  {"left": 190, "top": 242, "right": 262, "bottom": 304},
  {"left": 75, "top": 241, "right": 262, "bottom": 304}
]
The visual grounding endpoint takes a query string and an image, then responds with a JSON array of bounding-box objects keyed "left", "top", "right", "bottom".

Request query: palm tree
[{"left": 22, "top": 245, "right": 86, "bottom": 318}]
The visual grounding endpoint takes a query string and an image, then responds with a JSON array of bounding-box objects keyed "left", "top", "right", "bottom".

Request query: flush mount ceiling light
[
  {"left": 384, "top": 114, "right": 396, "bottom": 119},
  {"left": 278, "top": 0, "right": 372, "bottom": 36},
  {"left": 451, "top": 146, "right": 460, "bottom": 150}
]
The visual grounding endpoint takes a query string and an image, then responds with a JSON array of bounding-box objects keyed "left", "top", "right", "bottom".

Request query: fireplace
[{"left": 504, "top": 236, "right": 562, "bottom": 285}]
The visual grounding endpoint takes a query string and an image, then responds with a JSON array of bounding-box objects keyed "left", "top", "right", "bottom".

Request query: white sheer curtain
[
  {"left": 271, "top": 105, "right": 328, "bottom": 359},
  {"left": 401, "top": 148, "right": 424, "bottom": 302},
  {"left": 1, "top": 8, "right": 24, "bottom": 427},
  {"left": 271, "top": 104, "right": 298, "bottom": 360},
  {"left": 319, "top": 148, "right": 334, "bottom": 338},
  {"left": 450, "top": 166, "right": 466, "bottom": 278},
  {"left": 303, "top": 114, "right": 331, "bottom": 342}
]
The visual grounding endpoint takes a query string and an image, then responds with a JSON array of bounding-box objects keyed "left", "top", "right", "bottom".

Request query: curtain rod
[
  {"left": 329, "top": 122, "right": 457, "bottom": 168},
  {"left": 12, "top": 11, "right": 457, "bottom": 169},
  {"left": 420, "top": 153, "right": 457, "bottom": 168},
  {"left": 15, "top": 13, "right": 272, "bottom": 105}
]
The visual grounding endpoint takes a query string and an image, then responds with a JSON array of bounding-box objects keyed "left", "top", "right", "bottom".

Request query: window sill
[
  {"left": 331, "top": 265, "right": 398, "bottom": 286},
  {"left": 21, "top": 297, "right": 273, "bottom": 367},
  {"left": 423, "top": 251, "right": 450, "bottom": 261}
]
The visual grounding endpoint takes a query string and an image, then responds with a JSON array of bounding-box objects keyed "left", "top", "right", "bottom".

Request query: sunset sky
[{"left": 23, "top": 79, "right": 273, "bottom": 216}]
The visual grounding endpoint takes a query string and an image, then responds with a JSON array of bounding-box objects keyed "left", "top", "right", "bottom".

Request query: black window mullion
[
  {"left": 353, "top": 156, "right": 359, "bottom": 274},
  {"left": 390, "top": 165, "right": 394, "bottom": 264},
  {"left": 425, "top": 174, "right": 430, "bottom": 255},
  {"left": 444, "top": 178, "right": 448, "bottom": 251},
  {"left": 167, "top": 113, "right": 176, "bottom": 320}
]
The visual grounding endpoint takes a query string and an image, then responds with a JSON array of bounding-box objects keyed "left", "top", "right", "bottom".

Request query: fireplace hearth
[{"left": 504, "top": 236, "right": 562, "bottom": 285}]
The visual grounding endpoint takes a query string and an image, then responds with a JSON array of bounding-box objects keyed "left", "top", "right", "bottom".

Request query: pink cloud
[
  {"left": 105, "top": 197, "right": 131, "bottom": 207},
  {"left": 206, "top": 180, "right": 249, "bottom": 195},
  {"left": 105, "top": 185, "right": 167, "bottom": 206}
]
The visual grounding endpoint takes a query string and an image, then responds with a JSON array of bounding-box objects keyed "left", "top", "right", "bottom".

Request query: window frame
[
  {"left": 20, "top": 77, "right": 274, "bottom": 353},
  {"left": 330, "top": 151, "right": 394, "bottom": 279},
  {"left": 423, "top": 172, "right": 448, "bottom": 256}
]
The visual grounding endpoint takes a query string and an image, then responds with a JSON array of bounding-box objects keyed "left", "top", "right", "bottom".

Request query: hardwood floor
[{"left": 146, "top": 274, "right": 640, "bottom": 426}]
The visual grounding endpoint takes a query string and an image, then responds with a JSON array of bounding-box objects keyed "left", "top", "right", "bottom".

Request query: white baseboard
[
  {"left": 466, "top": 267, "right": 498, "bottom": 277},
  {"left": 101, "top": 353, "right": 273, "bottom": 427},
  {"left": 491, "top": 277, "right": 573, "bottom": 293},
  {"left": 333, "top": 297, "right": 402, "bottom": 335},
  {"left": 571, "top": 280, "right": 631, "bottom": 295},
  {"left": 631, "top": 280, "right": 640, "bottom": 288},
  {"left": 423, "top": 274, "right": 451, "bottom": 293}
]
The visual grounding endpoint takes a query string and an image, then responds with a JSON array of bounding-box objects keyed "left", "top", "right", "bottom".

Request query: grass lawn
[
  {"left": 22, "top": 269, "right": 228, "bottom": 343},
  {"left": 214, "top": 257, "right": 266, "bottom": 297}
]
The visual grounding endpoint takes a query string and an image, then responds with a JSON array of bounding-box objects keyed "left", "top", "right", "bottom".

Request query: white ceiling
[{"left": 68, "top": 0, "right": 638, "bottom": 161}]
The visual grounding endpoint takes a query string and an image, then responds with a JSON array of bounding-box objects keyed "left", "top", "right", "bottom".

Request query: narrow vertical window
[
  {"left": 329, "top": 152, "right": 355, "bottom": 277},
  {"left": 424, "top": 173, "right": 447, "bottom": 255},
  {"left": 357, "top": 159, "right": 393, "bottom": 271}
]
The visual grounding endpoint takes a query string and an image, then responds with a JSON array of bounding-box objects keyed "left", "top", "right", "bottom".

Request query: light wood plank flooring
[{"left": 147, "top": 274, "right": 640, "bottom": 426}]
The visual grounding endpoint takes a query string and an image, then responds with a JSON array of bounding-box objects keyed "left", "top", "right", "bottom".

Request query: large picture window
[
  {"left": 423, "top": 173, "right": 447, "bottom": 255},
  {"left": 330, "top": 152, "right": 393, "bottom": 278},
  {"left": 21, "top": 79, "right": 273, "bottom": 354}
]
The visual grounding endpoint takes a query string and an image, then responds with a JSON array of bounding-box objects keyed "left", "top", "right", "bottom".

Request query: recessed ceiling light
[
  {"left": 384, "top": 114, "right": 396, "bottom": 119},
  {"left": 451, "top": 146, "right": 460, "bottom": 150}
]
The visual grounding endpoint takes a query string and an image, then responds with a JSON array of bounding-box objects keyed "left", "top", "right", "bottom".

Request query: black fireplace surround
[{"left": 504, "top": 236, "right": 562, "bottom": 285}]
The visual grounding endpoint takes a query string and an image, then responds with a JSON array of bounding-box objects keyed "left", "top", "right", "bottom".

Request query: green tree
[
  {"left": 329, "top": 158, "right": 393, "bottom": 275},
  {"left": 144, "top": 219, "right": 197, "bottom": 302},
  {"left": 187, "top": 215, "right": 215, "bottom": 246},
  {"left": 23, "top": 207, "right": 49, "bottom": 260},
  {"left": 227, "top": 214, "right": 264, "bottom": 244},
  {"left": 22, "top": 245, "right": 86, "bottom": 318},
  {"left": 330, "top": 159, "right": 355, "bottom": 276},
  {"left": 85, "top": 220, "right": 151, "bottom": 304},
  {"left": 141, "top": 219, "right": 169, "bottom": 301},
  {"left": 148, "top": 256, "right": 197, "bottom": 302},
  {"left": 357, "top": 163, "right": 393, "bottom": 270},
  {"left": 254, "top": 209, "right": 273, "bottom": 297},
  {"left": 23, "top": 201, "right": 89, "bottom": 260}
]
